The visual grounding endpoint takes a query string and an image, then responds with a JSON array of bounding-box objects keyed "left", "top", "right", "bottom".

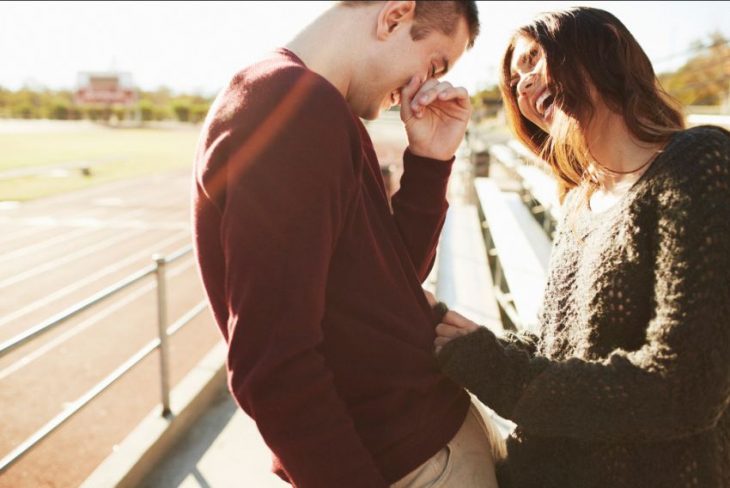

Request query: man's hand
[
  {"left": 400, "top": 75, "right": 472, "bottom": 161},
  {"left": 435, "top": 309, "right": 480, "bottom": 354}
]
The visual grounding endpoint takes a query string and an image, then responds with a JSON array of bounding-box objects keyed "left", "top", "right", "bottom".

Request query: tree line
[{"left": 0, "top": 86, "right": 213, "bottom": 123}]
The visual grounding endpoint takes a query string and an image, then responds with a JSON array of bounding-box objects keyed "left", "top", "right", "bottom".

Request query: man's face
[{"left": 354, "top": 17, "right": 471, "bottom": 120}]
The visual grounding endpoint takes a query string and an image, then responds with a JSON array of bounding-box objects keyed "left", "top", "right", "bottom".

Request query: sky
[{"left": 1, "top": 1, "right": 729, "bottom": 96}]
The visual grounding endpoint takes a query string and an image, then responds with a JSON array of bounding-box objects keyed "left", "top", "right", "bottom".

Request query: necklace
[
  {"left": 572, "top": 145, "right": 664, "bottom": 244},
  {"left": 585, "top": 145, "right": 664, "bottom": 190},
  {"left": 590, "top": 146, "right": 663, "bottom": 177}
]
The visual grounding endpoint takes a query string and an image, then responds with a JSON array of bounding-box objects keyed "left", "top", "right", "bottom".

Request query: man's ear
[{"left": 376, "top": 1, "right": 416, "bottom": 40}]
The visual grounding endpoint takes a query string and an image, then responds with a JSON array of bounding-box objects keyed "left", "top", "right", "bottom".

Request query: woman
[{"left": 434, "top": 7, "right": 730, "bottom": 488}]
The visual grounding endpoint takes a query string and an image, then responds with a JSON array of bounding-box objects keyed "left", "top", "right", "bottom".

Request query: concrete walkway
[{"left": 140, "top": 389, "right": 287, "bottom": 488}]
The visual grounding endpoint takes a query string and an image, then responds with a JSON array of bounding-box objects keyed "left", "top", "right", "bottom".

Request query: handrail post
[
  {"left": 0, "top": 246, "right": 196, "bottom": 471},
  {"left": 154, "top": 254, "right": 172, "bottom": 417}
]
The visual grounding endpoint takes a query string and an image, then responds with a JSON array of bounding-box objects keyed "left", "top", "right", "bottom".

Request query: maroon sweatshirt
[{"left": 192, "top": 49, "right": 469, "bottom": 487}]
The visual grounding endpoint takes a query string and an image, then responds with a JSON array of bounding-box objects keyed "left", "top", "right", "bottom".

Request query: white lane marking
[
  {"left": 31, "top": 170, "right": 191, "bottom": 208},
  {"left": 0, "top": 206, "right": 112, "bottom": 247},
  {"left": 0, "top": 228, "right": 147, "bottom": 289},
  {"left": 0, "top": 225, "right": 52, "bottom": 248},
  {"left": 0, "top": 230, "right": 191, "bottom": 330},
  {"left": 0, "top": 215, "right": 189, "bottom": 231},
  {"left": 0, "top": 258, "right": 198, "bottom": 381},
  {"left": 0, "top": 227, "right": 99, "bottom": 265},
  {"left": 92, "top": 198, "right": 124, "bottom": 207}
]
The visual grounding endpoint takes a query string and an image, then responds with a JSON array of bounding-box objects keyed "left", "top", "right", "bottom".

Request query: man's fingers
[
  {"left": 399, "top": 75, "right": 422, "bottom": 121},
  {"left": 408, "top": 79, "right": 441, "bottom": 115},
  {"left": 413, "top": 78, "right": 441, "bottom": 99},
  {"left": 402, "top": 79, "right": 470, "bottom": 120},
  {"left": 410, "top": 81, "right": 448, "bottom": 111},
  {"left": 411, "top": 83, "right": 471, "bottom": 118},
  {"left": 412, "top": 82, "right": 452, "bottom": 110},
  {"left": 437, "top": 87, "right": 470, "bottom": 109}
]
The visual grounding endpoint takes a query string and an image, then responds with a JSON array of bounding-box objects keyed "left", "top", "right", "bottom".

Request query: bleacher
[
  {"left": 473, "top": 140, "right": 559, "bottom": 332},
  {"left": 434, "top": 137, "right": 562, "bottom": 438},
  {"left": 475, "top": 177, "right": 550, "bottom": 333}
]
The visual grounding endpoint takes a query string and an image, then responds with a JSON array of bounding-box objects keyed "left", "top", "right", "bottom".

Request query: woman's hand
[
  {"left": 423, "top": 288, "right": 438, "bottom": 307},
  {"left": 435, "top": 309, "right": 480, "bottom": 354}
]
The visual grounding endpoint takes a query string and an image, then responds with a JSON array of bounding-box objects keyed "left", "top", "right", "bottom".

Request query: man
[{"left": 192, "top": 1, "right": 497, "bottom": 486}]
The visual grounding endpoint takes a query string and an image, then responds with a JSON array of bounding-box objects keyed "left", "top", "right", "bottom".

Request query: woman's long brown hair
[{"left": 500, "top": 7, "right": 685, "bottom": 202}]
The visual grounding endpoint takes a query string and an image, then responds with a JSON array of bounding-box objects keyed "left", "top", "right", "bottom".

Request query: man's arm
[
  {"left": 391, "top": 76, "right": 471, "bottom": 280},
  {"left": 218, "top": 79, "right": 387, "bottom": 487},
  {"left": 391, "top": 150, "right": 453, "bottom": 280}
]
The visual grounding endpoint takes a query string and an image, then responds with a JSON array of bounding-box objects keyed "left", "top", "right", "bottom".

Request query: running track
[{"left": 0, "top": 115, "right": 409, "bottom": 487}]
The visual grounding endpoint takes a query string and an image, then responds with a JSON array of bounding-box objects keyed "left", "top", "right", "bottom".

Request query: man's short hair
[{"left": 342, "top": 1, "right": 480, "bottom": 48}]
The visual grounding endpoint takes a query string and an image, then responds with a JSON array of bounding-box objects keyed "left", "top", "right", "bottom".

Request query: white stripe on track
[
  {"left": 0, "top": 227, "right": 99, "bottom": 265},
  {"left": 0, "top": 258, "right": 198, "bottom": 380},
  {"left": 0, "top": 228, "right": 147, "bottom": 289},
  {"left": 0, "top": 230, "right": 191, "bottom": 330},
  {"left": 0, "top": 207, "right": 111, "bottom": 247}
]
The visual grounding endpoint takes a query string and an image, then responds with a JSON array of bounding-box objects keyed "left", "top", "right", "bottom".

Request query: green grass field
[{"left": 0, "top": 123, "right": 201, "bottom": 201}]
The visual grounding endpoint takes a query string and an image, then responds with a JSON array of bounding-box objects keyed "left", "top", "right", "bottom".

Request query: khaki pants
[{"left": 392, "top": 402, "right": 504, "bottom": 488}]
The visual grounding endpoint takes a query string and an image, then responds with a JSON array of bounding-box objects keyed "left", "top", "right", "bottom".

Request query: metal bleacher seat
[
  {"left": 435, "top": 196, "right": 518, "bottom": 439},
  {"left": 474, "top": 178, "right": 551, "bottom": 334},
  {"left": 516, "top": 165, "right": 562, "bottom": 238},
  {"left": 504, "top": 140, "right": 563, "bottom": 239}
]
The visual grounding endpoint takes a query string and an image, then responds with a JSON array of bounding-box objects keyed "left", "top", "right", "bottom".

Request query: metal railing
[{"left": 0, "top": 244, "right": 209, "bottom": 474}]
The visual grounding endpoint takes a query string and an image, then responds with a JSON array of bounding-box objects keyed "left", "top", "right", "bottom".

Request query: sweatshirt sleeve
[
  {"left": 218, "top": 74, "right": 388, "bottom": 487},
  {"left": 391, "top": 150, "right": 454, "bottom": 281},
  {"left": 438, "top": 130, "right": 730, "bottom": 442}
]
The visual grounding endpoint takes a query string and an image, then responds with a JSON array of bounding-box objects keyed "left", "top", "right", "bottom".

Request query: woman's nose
[{"left": 517, "top": 72, "right": 537, "bottom": 97}]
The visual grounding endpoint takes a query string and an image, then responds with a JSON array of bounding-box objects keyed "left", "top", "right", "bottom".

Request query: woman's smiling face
[{"left": 508, "top": 36, "right": 556, "bottom": 133}]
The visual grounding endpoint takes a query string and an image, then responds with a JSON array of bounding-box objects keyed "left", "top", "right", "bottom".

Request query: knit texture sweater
[{"left": 437, "top": 125, "right": 730, "bottom": 488}]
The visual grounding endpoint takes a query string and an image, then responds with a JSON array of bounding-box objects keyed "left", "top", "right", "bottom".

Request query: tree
[
  {"left": 659, "top": 32, "right": 730, "bottom": 107},
  {"left": 0, "top": 85, "right": 213, "bottom": 122},
  {"left": 172, "top": 100, "right": 191, "bottom": 122},
  {"left": 471, "top": 84, "right": 503, "bottom": 120}
]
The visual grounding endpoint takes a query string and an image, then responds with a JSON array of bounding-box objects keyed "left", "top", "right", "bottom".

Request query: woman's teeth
[{"left": 536, "top": 90, "right": 554, "bottom": 115}]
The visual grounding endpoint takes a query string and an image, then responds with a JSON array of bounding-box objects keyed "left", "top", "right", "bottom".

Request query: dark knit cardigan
[{"left": 437, "top": 126, "right": 730, "bottom": 488}]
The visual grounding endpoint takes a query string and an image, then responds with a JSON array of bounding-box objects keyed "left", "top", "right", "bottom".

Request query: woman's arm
[
  {"left": 436, "top": 311, "right": 541, "bottom": 418},
  {"left": 438, "top": 131, "right": 730, "bottom": 442}
]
